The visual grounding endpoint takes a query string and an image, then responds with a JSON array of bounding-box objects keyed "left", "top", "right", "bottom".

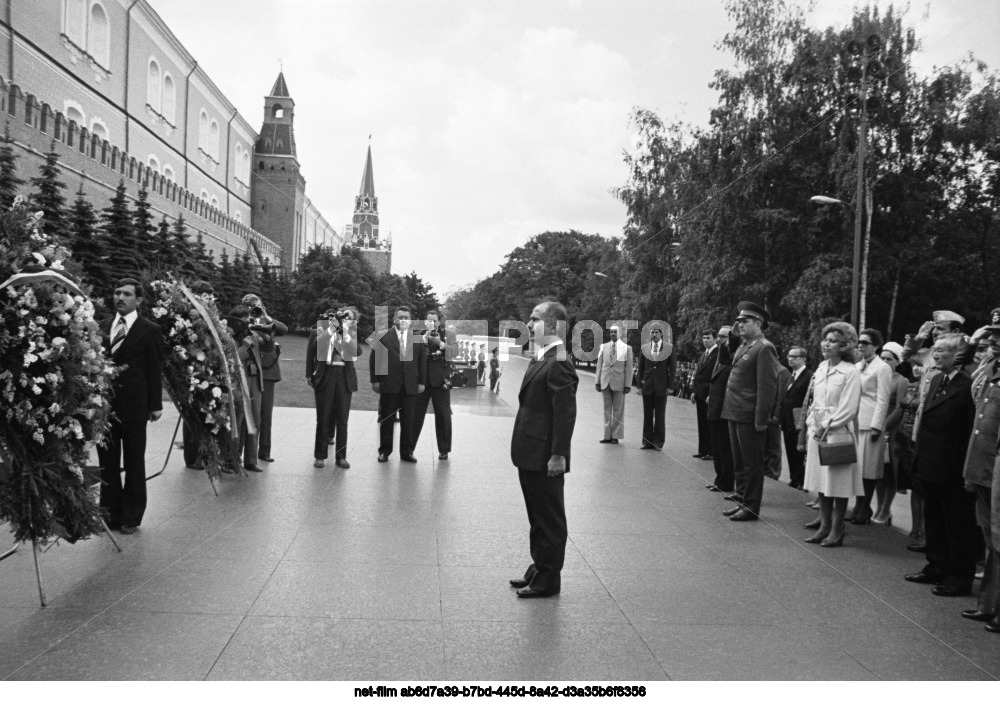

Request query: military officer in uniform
[{"left": 721, "top": 301, "right": 779, "bottom": 522}]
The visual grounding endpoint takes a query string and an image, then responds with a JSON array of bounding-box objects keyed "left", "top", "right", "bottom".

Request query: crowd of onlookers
[{"left": 686, "top": 307, "right": 1000, "bottom": 634}]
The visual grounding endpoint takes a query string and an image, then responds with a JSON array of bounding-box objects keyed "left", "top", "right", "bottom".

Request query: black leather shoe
[
  {"left": 961, "top": 609, "right": 995, "bottom": 621},
  {"left": 400, "top": 454, "right": 418, "bottom": 463},
  {"left": 986, "top": 618, "right": 1000, "bottom": 633},
  {"left": 600, "top": 439, "right": 614, "bottom": 444},
  {"left": 439, "top": 453, "right": 449, "bottom": 460},
  {"left": 724, "top": 494, "right": 743, "bottom": 502},
  {"left": 907, "top": 543, "right": 927, "bottom": 553},
  {"left": 335, "top": 459, "right": 351, "bottom": 469},
  {"left": 700, "top": 454, "right": 713, "bottom": 460},
  {"left": 804, "top": 520, "right": 821, "bottom": 530},
  {"left": 723, "top": 506, "right": 742, "bottom": 517},
  {"left": 611, "top": 439, "right": 619, "bottom": 444},
  {"left": 245, "top": 464, "right": 264, "bottom": 472},
  {"left": 517, "top": 586, "right": 557, "bottom": 598},
  {"left": 692, "top": 453, "right": 706, "bottom": 458},
  {"left": 932, "top": 584, "right": 971, "bottom": 597},
  {"left": 120, "top": 525, "right": 138, "bottom": 535},
  {"left": 185, "top": 464, "right": 204, "bottom": 471},
  {"left": 730, "top": 508, "right": 759, "bottom": 522},
  {"left": 377, "top": 453, "right": 389, "bottom": 463},
  {"left": 904, "top": 572, "right": 943, "bottom": 585},
  {"left": 258, "top": 456, "right": 275, "bottom": 463},
  {"left": 708, "top": 485, "right": 722, "bottom": 492},
  {"left": 509, "top": 577, "right": 530, "bottom": 588}
]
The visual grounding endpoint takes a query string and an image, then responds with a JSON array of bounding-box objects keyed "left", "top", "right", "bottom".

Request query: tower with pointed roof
[
  {"left": 251, "top": 72, "right": 307, "bottom": 271},
  {"left": 347, "top": 143, "right": 391, "bottom": 274}
]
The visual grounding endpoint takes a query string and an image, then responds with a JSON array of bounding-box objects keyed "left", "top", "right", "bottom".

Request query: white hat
[
  {"left": 882, "top": 341, "right": 904, "bottom": 362},
  {"left": 932, "top": 310, "right": 965, "bottom": 324}
]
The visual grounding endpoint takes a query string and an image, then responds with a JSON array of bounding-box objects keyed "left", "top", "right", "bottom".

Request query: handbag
[{"left": 817, "top": 426, "right": 857, "bottom": 466}]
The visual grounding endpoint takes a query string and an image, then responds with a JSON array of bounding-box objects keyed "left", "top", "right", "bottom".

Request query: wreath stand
[{"left": 147, "top": 414, "right": 219, "bottom": 497}]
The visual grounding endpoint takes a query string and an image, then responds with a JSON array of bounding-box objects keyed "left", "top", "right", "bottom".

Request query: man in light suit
[
  {"left": 370, "top": 306, "right": 426, "bottom": 463},
  {"left": 509, "top": 301, "right": 578, "bottom": 598},
  {"left": 636, "top": 324, "right": 677, "bottom": 450},
  {"left": 691, "top": 331, "right": 719, "bottom": 459},
  {"left": 98, "top": 278, "right": 163, "bottom": 535},
  {"left": 595, "top": 325, "right": 634, "bottom": 444},
  {"left": 721, "top": 301, "right": 779, "bottom": 522},
  {"left": 307, "top": 307, "right": 360, "bottom": 469}
]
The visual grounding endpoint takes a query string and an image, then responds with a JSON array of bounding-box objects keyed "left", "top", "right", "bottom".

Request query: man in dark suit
[
  {"left": 905, "top": 334, "right": 980, "bottom": 596},
  {"left": 240, "top": 293, "right": 287, "bottom": 464},
  {"left": 721, "top": 301, "right": 779, "bottom": 522},
  {"left": 706, "top": 326, "right": 735, "bottom": 492},
  {"left": 509, "top": 301, "right": 578, "bottom": 598},
  {"left": 98, "top": 278, "right": 163, "bottom": 535},
  {"left": 412, "top": 309, "right": 453, "bottom": 460},
  {"left": 307, "top": 307, "right": 359, "bottom": 469},
  {"left": 691, "top": 331, "right": 718, "bottom": 459},
  {"left": 636, "top": 324, "right": 676, "bottom": 450},
  {"left": 370, "top": 306, "right": 426, "bottom": 463},
  {"left": 234, "top": 316, "right": 264, "bottom": 473},
  {"left": 781, "top": 347, "right": 813, "bottom": 489},
  {"left": 764, "top": 364, "right": 791, "bottom": 480}
]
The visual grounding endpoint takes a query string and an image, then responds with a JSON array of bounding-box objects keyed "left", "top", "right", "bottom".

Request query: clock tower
[{"left": 348, "top": 143, "right": 391, "bottom": 274}]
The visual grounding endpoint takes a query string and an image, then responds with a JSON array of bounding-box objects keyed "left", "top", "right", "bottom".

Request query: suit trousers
[
  {"left": 518, "top": 468, "right": 566, "bottom": 594},
  {"left": 97, "top": 420, "right": 148, "bottom": 528},
  {"left": 973, "top": 484, "right": 1000, "bottom": 615},
  {"left": 642, "top": 394, "right": 667, "bottom": 448},
  {"left": 920, "top": 476, "right": 982, "bottom": 589},
  {"left": 238, "top": 380, "right": 262, "bottom": 469},
  {"left": 728, "top": 421, "right": 766, "bottom": 513},
  {"left": 601, "top": 389, "right": 625, "bottom": 440},
  {"left": 258, "top": 379, "right": 276, "bottom": 459},
  {"left": 413, "top": 385, "right": 452, "bottom": 454},
  {"left": 182, "top": 419, "right": 199, "bottom": 467},
  {"left": 764, "top": 423, "right": 783, "bottom": 479},
  {"left": 379, "top": 389, "right": 418, "bottom": 456},
  {"left": 782, "top": 426, "right": 806, "bottom": 487},
  {"left": 314, "top": 366, "right": 352, "bottom": 460},
  {"left": 709, "top": 418, "right": 734, "bottom": 490},
  {"left": 694, "top": 395, "right": 711, "bottom": 455}
]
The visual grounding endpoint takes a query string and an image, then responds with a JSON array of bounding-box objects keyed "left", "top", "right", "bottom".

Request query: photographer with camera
[
  {"left": 240, "top": 293, "right": 287, "bottom": 464},
  {"left": 306, "top": 306, "right": 360, "bottom": 469},
  {"left": 412, "top": 309, "right": 453, "bottom": 460}
]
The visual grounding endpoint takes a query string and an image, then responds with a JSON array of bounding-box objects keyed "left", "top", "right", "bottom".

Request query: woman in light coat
[
  {"left": 803, "top": 321, "right": 863, "bottom": 547},
  {"left": 850, "top": 329, "right": 893, "bottom": 524}
]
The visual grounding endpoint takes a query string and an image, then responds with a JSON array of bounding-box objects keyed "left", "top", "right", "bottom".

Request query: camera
[
  {"left": 249, "top": 305, "right": 264, "bottom": 319},
  {"left": 334, "top": 310, "right": 351, "bottom": 322}
]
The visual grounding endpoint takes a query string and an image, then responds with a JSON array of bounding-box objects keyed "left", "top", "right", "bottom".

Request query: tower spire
[{"left": 358, "top": 142, "right": 375, "bottom": 198}]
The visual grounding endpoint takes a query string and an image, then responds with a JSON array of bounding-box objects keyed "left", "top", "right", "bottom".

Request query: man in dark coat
[
  {"left": 241, "top": 293, "right": 287, "bottom": 464},
  {"left": 706, "top": 326, "right": 736, "bottom": 492},
  {"left": 781, "top": 347, "right": 813, "bottom": 489},
  {"left": 905, "top": 334, "right": 980, "bottom": 596},
  {"left": 307, "top": 307, "right": 359, "bottom": 469},
  {"left": 636, "top": 324, "right": 676, "bottom": 450},
  {"left": 412, "top": 309, "right": 453, "bottom": 460},
  {"left": 721, "top": 301, "right": 779, "bottom": 522},
  {"left": 370, "top": 306, "right": 426, "bottom": 463},
  {"left": 509, "top": 301, "right": 578, "bottom": 598},
  {"left": 691, "top": 330, "right": 719, "bottom": 459},
  {"left": 98, "top": 278, "right": 163, "bottom": 535}
]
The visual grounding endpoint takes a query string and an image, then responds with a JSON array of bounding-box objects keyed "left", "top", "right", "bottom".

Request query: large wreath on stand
[
  {"left": 0, "top": 198, "right": 116, "bottom": 545},
  {"left": 147, "top": 279, "right": 252, "bottom": 480}
]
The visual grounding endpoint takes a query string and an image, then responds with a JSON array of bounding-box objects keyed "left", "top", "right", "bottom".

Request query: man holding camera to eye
[
  {"left": 307, "top": 306, "right": 360, "bottom": 469},
  {"left": 240, "top": 293, "right": 287, "bottom": 465}
]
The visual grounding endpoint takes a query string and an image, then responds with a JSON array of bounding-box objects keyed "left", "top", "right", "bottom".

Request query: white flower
[{"left": 211, "top": 387, "right": 222, "bottom": 398}]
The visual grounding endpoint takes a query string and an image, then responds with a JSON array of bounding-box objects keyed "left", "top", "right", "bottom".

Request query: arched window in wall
[
  {"left": 88, "top": 3, "right": 110, "bottom": 67},
  {"left": 63, "top": 0, "right": 86, "bottom": 47},
  {"left": 199, "top": 189, "right": 209, "bottom": 202},
  {"left": 234, "top": 211, "right": 242, "bottom": 223},
  {"left": 209, "top": 120, "right": 219, "bottom": 160},
  {"left": 243, "top": 151, "right": 250, "bottom": 183},
  {"left": 163, "top": 165, "right": 175, "bottom": 183},
  {"left": 147, "top": 59, "right": 161, "bottom": 112},
  {"left": 272, "top": 104, "right": 284, "bottom": 119},
  {"left": 198, "top": 110, "right": 209, "bottom": 151},
  {"left": 209, "top": 195, "right": 219, "bottom": 209},
  {"left": 235, "top": 143, "right": 244, "bottom": 182},
  {"left": 162, "top": 74, "right": 175, "bottom": 124},
  {"left": 90, "top": 119, "right": 108, "bottom": 143},
  {"left": 64, "top": 103, "right": 84, "bottom": 129},
  {"left": 147, "top": 155, "right": 160, "bottom": 174}
]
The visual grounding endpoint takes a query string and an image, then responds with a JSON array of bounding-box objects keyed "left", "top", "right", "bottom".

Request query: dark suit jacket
[
  {"left": 369, "top": 328, "right": 427, "bottom": 394},
  {"left": 237, "top": 333, "right": 264, "bottom": 394},
  {"left": 511, "top": 346, "right": 578, "bottom": 473},
  {"left": 422, "top": 329, "right": 451, "bottom": 388},
  {"left": 635, "top": 342, "right": 676, "bottom": 396},
  {"left": 781, "top": 367, "right": 814, "bottom": 432},
  {"left": 692, "top": 345, "right": 718, "bottom": 402},
  {"left": 721, "top": 336, "right": 779, "bottom": 428},
  {"left": 964, "top": 359, "right": 1000, "bottom": 487},
  {"left": 771, "top": 365, "right": 791, "bottom": 424},
  {"left": 305, "top": 327, "right": 360, "bottom": 393},
  {"left": 916, "top": 371, "right": 975, "bottom": 483},
  {"left": 257, "top": 319, "right": 288, "bottom": 382},
  {"left": 101, "top": 315, "right": 163, "bottom": 422},
  {"left": 707, "top": 339, "right": 734, "bottom": 421}
]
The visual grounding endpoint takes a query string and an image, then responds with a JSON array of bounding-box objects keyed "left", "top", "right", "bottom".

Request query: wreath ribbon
[{"left": 0, "top": 270, "right": 83, "bottom": 296}]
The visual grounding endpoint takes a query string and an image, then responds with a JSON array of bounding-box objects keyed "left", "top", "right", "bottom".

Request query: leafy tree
[
  {"left": 29, "top": 141, "right": 70, "bottom": 243},
  {"left": 0, "top": 122, "right": 24, "bottom": 209}
]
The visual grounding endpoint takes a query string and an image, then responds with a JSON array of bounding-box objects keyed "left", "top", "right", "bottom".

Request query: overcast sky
[{"left": 152, "top": 0, "right": 999, "bottom": 298}]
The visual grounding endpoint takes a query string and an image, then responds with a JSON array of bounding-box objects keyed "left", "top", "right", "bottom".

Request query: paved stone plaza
[{"left": 1, "top": 356, "right": 999, "bottom": 681}]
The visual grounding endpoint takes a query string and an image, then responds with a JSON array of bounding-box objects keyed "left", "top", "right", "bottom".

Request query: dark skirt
[{"left": 894, "top": 434, "right": 916, "bottom": 492}]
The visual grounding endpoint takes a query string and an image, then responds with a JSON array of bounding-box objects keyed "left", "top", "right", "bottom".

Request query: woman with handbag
[{"left": 803, "top": 321, "right": 863, "bottom": 547}]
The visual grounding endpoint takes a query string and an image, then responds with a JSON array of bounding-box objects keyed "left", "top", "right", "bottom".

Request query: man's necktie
[
  {"left": 400, "top": 332, "right": 407, "bottom": 359},
  {"left": 936, "top": 375, "right": 950, "bottom": 398},
  {"left": 111, "top": 317, "right": 126, "bottom": 355},
  {"left": 653, "top": 342, "right": 659, "bottom": 355}
]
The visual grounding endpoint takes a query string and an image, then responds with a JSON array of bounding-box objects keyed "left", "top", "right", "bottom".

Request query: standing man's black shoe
[
  {"left": 258, "top": 455, "right": 275, "bottom": 463},
  {"left": 907, "top": 543, "right": 927, "bottom": 553},
  {"left": 335, "top": 459, "right": 351, "bottom": 469},
  {"left": 377, "top": 453, "right": 389, "bottom": 463},
  {"left": 904, "top": 572, "right": 943, "bottom": 584},
  {"left": 961, "top": 610, "right": 994, "bottom": 621},
  {"left": 516, "top": 587, "right": 557, "bottom": 598},
  {"left": 509, "top": 577, "right": 530, "bottom": 588},
  {"left": 400, "top": 454, "right": 418, "bottom": 463},
  {"left": 723, "top": 505, "right": 742, "bottom": 517}
]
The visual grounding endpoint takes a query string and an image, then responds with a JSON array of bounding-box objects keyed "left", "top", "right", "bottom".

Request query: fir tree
[
  {"left": 189, "top": 230, "right": 214, "bottom": 282},
  {"left": 216, "top": 248, "right": 239, "bottom": 312},
  {"left": 69, "top": 182, "right": 112, "bottom": 301},
  {"left": 131, "top": 185, "right": 155, "bottom": 272},
  {"left": 171, "top": 216, "right": 197, "bottom": 280},
  {"left": 152, "top": 214, "right": 174, "bottom": 274},
  {"left": 29, "top": 140, "right": 70, "bottom": 243},
  {"left": 0, "top": 122, "right": 25, "bottom": 209},
  {"left": 101, "top": 180, "right": 142, "bottom": 282}
]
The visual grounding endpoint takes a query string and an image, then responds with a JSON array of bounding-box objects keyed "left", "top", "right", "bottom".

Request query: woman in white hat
[{"left": 872, "top": 341, "right": 912, "bottom": 525}]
